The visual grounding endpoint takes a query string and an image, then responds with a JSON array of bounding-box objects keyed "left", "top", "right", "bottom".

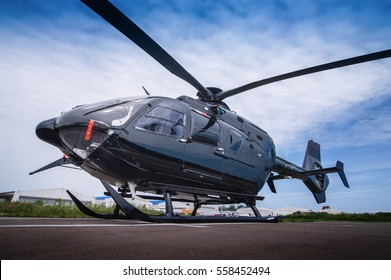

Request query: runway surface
[{"left": 1, "top": 217, "right": 390, "bottom": 259}]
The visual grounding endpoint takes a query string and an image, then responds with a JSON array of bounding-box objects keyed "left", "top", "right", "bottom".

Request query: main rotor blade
[
  {"left": 81, "top": 0, "right": 212, "bottom": 99},
  {"left": 215, "top": 49, "right": 391, "bottom": 101}
]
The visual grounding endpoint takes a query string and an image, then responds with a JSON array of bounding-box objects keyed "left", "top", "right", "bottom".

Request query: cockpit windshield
[
  {"left": 83, "top": 98, "right": 151, "bottom": 128},
  {"left": 56, "top": 97, "right": 152, "bottom": 129}
]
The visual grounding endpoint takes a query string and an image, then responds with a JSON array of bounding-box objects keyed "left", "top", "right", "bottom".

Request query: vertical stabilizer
[
  {"left": 303, "top": 140, "right": 321, "bottom": 170},
  {"left": 302, "top": 140, "right": 329, "bottom": 203}
]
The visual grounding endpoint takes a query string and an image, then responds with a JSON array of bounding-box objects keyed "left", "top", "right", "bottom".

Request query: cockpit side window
[
  {"left": 190, "top": 111, "right": 219, "bottom": 146},
  {"left": 135, "top": 101, "right": 186, "bottom": 137}
]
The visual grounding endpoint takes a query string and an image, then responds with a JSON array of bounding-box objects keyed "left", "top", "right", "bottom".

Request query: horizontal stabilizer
[
  {"left": 336, "top": 161, "right": 349, "bottom": 188},
  {"left": 301, "top": 160, "right": 349, "bottom": 188}
]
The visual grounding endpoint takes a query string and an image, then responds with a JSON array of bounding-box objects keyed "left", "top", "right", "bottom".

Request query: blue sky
[{"left": 1, "top": 0, "right": 390, "bottom": 212}]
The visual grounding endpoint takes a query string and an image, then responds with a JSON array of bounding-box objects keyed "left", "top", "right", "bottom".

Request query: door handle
[{"left": 214, "top": 147, "right": 230, "bottom": 159}]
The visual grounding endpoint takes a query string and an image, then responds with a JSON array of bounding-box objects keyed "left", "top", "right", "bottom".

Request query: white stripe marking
[{"left": 0, "top": 223, "right": 208, "bottom": 228}]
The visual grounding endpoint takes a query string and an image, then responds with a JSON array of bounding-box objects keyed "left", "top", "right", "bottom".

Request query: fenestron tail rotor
[{"left": 81, "top": 0, "right": 213, "bottom": 100}]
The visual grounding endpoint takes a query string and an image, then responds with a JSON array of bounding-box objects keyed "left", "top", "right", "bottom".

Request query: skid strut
[
  {"left": 67, "top": 180, "right": 278, "bottom": 223},
  {"left": 164, "top": 191, "right": 174, "bottom": 217}
]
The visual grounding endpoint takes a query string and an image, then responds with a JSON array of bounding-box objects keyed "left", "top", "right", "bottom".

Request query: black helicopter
[{"left": 31, "top": 0, "right": 390, "bottom": 223}]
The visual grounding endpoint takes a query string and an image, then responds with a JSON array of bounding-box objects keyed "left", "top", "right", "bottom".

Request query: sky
[{"left": 0, "top": 0, "right": 390, "bottom": 213}]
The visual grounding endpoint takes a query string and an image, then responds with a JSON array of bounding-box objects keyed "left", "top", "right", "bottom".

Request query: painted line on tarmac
[{"left": 0, "top": 223, "right": 208, "bottom": 228}]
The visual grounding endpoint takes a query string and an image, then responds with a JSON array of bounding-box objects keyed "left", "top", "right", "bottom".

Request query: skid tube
[{"left": 67, "top": 180, "right": 278, "bottom": 223}]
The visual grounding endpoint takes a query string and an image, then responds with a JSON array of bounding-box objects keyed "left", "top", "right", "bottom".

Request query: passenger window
[
  {"left": 190, "top": 111, "right": 219, "bottom": 145},
  {"left": 135, "top": 101, "right": 186, "bottom": 137},
  {"left": 230, "top": 129, "right": 243, "bottom": 152},
  {"left": 248, "top": 123, "right": 267, "bottom": 145}
]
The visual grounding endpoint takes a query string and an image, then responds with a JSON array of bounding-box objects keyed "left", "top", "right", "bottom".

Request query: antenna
[{"left": 142, "top": 86, "right": 151, "bottom": 96}]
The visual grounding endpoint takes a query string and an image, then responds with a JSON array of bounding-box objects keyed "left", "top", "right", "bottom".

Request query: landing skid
[
  {"left": 67, "top": 180, "right": 278, "bottom": 223},
  {"left": 66, "top": 190, "right": 134, "bottom": 220}
]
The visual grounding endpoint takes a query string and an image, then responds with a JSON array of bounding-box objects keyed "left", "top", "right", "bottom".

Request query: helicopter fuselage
[
  {"left": 30, "top": 0, "right": 364, "bottom": 220},
  {"left": 37, "top": 95, "right": 276, "bottom": 199}
]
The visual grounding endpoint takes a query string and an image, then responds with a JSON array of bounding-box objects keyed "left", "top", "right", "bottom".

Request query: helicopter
[{"left": 30, "top": 0, "right": 390, "bottom": 223}]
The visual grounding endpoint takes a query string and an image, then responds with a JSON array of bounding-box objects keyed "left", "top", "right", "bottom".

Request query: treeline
[
  {"left": 283, "top": 211, "right": 391, "bottom": 222},
  {"left": 0, "top": 200, "right": 161, "bottom": 218},
  {"left": 1, "top": 201, "right": 390, "bottom": 221}
]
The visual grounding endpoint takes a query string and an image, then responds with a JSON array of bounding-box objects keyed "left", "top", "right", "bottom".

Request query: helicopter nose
[
  {"left": 35, "top": 117, "right": 64, "bottom": 149},
  {"left": 55, "top": 110, "right": 114, "bottom": 160}
]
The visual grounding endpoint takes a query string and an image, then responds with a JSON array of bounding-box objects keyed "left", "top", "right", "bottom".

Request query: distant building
[
  {"left": 0, "top": 188, "right": 165, "bottom": 210},
  {"left": 0, "top": 188, "right": 93, "bottom": 206},
  {"left": 95, "top": 195, "right": 153, "bottom": 208}
]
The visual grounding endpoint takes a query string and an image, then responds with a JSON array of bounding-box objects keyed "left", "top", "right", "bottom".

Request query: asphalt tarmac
[{"left": 1, "top": 217, "right": 390, "bottom": 260}]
